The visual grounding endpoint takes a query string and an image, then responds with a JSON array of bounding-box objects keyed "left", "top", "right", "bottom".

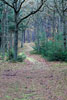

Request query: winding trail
[
  {"left": 22, "top": 43, "right": 52, "bottom": 70},
  {"left": 0, "top": 43, "right": 67, "bottom": 100}
]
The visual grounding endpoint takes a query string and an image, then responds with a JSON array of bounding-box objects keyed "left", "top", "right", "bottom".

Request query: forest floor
[{"left": 0, "top": 43, "right": 67, "bottom": 100}]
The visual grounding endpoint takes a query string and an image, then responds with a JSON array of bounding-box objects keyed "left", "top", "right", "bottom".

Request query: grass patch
[
  {"left": 30, "top": 50, "right": 40, "bottom": 55},
  {"left": 27, "top": 57, "right": 36, "bottom": 62}
]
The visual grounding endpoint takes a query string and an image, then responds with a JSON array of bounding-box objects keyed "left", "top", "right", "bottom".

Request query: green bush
[
  {"left": 17, "top": 52, "right": 26, "bottom": 62},
  {"left": 30, "top": 50, "right": 38, "bottom": 54},
  {"left": 47, "top": 49, "right": 67, "bottom": 61},
  {"left": 7, "top": 49, "right": 26, "bottom": 62},
  {"left": 7, "top": 48, "right": 14, "bottom": 60},
  {"left": 33, "top": 32, "right": 67, "bottom": 62},
  {"left": 32, "top": 46, "right": 41, "bottom": 54}
]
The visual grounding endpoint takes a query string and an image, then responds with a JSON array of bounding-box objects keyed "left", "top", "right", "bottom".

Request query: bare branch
[
  {"left": 54, "top": 0, "right": 62, "bottom": 17},
  {"left": 45, "top": 3, "right": 54, "bottom": 11},
  {"left": 1, "top": 0, "right": 14, "bottom": 9},
  {"left": 64, "top": 7, "right": 67, "bottom": 12},
  {"left": 17, "top": 0, "right": 26, "bottom": 12},
  {"left": 17, "top": 0, "right": 47, "bottom": 25}
]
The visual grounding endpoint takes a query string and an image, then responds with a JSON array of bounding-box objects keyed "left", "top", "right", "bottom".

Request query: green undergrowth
[
  {"left": 2, "top": 51, "right": 26, "bottom": 63},
  {"left": 32, "top": 32, "right": 67, "bottom": 62},
  {"left": 0, "top": 48, "right": 26, "bottom": 62},
  {"left": 30, "top": 50, "right": 40, "bottom": 55},
  {"left": 27, "top": 57, "right": 36, "bottom": 62},
  {"left": 33, "top": 42, "right": 67, "bottom": 62}
]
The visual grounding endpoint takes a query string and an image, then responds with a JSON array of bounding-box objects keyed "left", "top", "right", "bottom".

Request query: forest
[{"left": 0, "top": 0, "right": 67, "bottom": 100}]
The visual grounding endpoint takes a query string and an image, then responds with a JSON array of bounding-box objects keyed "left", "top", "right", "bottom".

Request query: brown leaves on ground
[{"left": 0, "top": 43, "right": 67, "bottom": 100}]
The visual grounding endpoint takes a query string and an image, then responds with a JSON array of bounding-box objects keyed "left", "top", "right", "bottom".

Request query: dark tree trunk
[
  {"left": 0, "top": 35, "right": 1, "bottom": 48},
  {"left": 63, "top": 20, "right": 67, "bottom": 50},
  {"left": 14, "top": 24, "right": 18, "bottom": 60},
  {"left": 32, "top": 31, "right": 35, "bottom": 42},
  {"left": 21, "top": 30, "right": 24, "bottom": 48},
  {"left": 27, "top": 30, "right": 30, "bottom": 43},
  {"left": 9, "top": 33, "right": 12, "bottom": 49},
  {"left": 24, "top": 31, "right": 25, "bottom": 43},
  {"left": 52, "top": 9, "right": 55, "bottom": 40},
  {"left": 14, "top": 9, "right": 18, "bottom": 60}
]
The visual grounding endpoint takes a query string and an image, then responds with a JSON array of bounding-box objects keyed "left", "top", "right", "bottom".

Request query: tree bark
[
  {"left": 63, "top": 20, "right": 67, "bottom": 50},
  {"left": 21, "top": 30, "right": 24, "bottom": 48},
  {"left": 52, "top": 9, "right": 55, "bottom": 40},
  {"left": 14, "top": 22, "right": 18, "bottom": 60},
  {"left": 9, "top": 33, "right": 12, "bottom": 49},
  {"left": 14, "top": 5, "right": 19, "bottom": 60},
  {"left": 23, "top": 31, "right": 25, "bottom": 43}
]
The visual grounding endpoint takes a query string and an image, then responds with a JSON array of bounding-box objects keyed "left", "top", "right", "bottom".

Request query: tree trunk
[
  {"left": 63, "top": 20, "right": 67, "bottom": 50},
  {"left": 21, "top": 30, "right": 24, "bottom": 48},
  {"left": 0, "top": 34, "right": 2, "bottom": 48},
  {"left": 36, "top": 24, "right": 40, "bottom": 53},
  {"left": 9, "top": 33, "right": 12, "bottom": 49},
  {"left": 1, "top": 18, "right": 5, "bottom": 59},
  {"left": 14, "top": 10, "right": 18, "bottom": 60},
  {"left": 1, "top": 4, "right": 6, "bottom": 59},
  {"left": 62, "top": 0, "right": 67, "bottom": 50},
  {"left": 24, "top": 31, "right": 25, "bottom": 43},
  {"left": 14, "top": 24, "right": 18, "bottom": 60},
  {"left": 4, "top": 5, "right": 9, "bottom": 52},
  {"left": 52, "top": 9, "right": 55, "bottom": 40},
  {"left": 27, "top": 30, "right": 30, "bottom": 43}
]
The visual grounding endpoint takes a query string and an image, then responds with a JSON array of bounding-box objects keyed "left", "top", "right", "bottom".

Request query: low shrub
[
  {"left": 33, "top": 33, "right": 67, "bottom": 62},
  {"left": 47, "top": 49, "right": 67, "bottom": 61},
  {"left": 7, "top": 48, "right": 14, "bottom": 60},
  {"left": 30, "top": 50, "right": 38, "bottom": 54},
  {"left": 7, "top": 49, "right": 26, "bottom": 62},
  {"left": 17, "top": 52, "right": 26, "bottom": 62}
]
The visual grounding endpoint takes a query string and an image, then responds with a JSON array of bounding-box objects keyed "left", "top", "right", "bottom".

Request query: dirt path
[
  {"left": 0, "top": 43, "right": 67, "bottom": 100},
  {"left": 23, "top": 43, "right": 51, "bottom": 70}
]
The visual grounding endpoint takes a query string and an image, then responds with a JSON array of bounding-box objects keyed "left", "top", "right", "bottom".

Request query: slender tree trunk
[
  {"left": 52, "top": 9, "right": 55, "bottom": 40},
  {"left": 27, "top": 30, "right": 30, "bottom": 43},
  {"left": 5, "top": 5, "right": 9, "bottom": 52},
  {"left": 32, "top": 31, "right": 35, "bottom": 42},
  {"left": 21, "top": 30, "right": 24, "bottom": 48},
  {"left": 0, "top": 35, "right": 1, "bottom": 48},
  {"left": 23, "top": 31, "right": 25, "bottom": 43},
  {"left": 2, "top": 18, "right": 5, "bottom": 59},
  {"left": 9, "top": 33, "right": 12, "bottom": 49},
  {"left": 1, "top": 4, "right": 6, "bottom": 59},
  {"left": 63, "top": 20, "right": 67, "bottom": 50},
  {"left": 62, "top": 0, "right": 67, "bottom": 50},
  {"left": 36, "top": 24, "right": 40, "bottom": 53}
]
